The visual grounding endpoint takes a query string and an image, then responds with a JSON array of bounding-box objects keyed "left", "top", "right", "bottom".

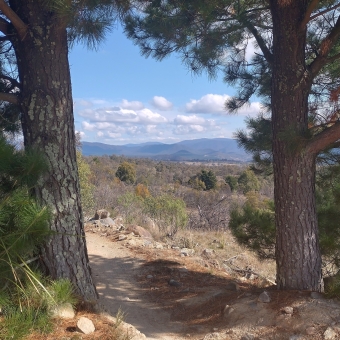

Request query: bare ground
[{"left": 85, "top": 231, "right": 340, "bottom": 340}]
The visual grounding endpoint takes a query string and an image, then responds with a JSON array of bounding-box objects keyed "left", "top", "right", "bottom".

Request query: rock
[
  {"left": 77, "top": 316, "right": 95, "bottom": 334},
  {"left": 241, "top": 335, "right": 255, "bottom": 340},
  {"left": 282, "top": 306, "right": 294, "bottom": 314},
  {"left": 154, "top": 242, "right": 163, "bottom": 249},
  {"left": 94, "top": 209, "right": 110, "bottom": 220},
  {"left": 146, "top": 275, "right": 153, "bottom": 279},
  {"left": 50, "top": 302, "right": 75, "bottom": 319},
  {"left": 203, "top": 333, "right": 223, "bottom": 340},
  {"left": 202, "top": 249, "right": 215, "bottom": 258},
  {"left": 306, "top": 326, "right": 316, "bottom": 335},
  {"left": 223, "top": 305, "right": 235, "bottom": 317},
  {"left": 178, "top": 267, "right": 188, "bottom": 273},
  {"left": 99, "top": 217, "right": 116, "bottom": 226},
  {"left": 324, "top": 327, "right": 337, "bottom": 340},
  {"left": 126, "top": 225, "right": 152, "bottom": 239},
  {"left": 223, "top": 264, "right": 234, "bottom": 275},
  {"left": 289, "top": 336, "right": 303, "bottom": 340},
  {"left": 258, "top": 291, "right": 271, "bottom": 303},
  {"left": 225, "top": 282, "right": 240, "bottom": 291},
  {"left": 180, "top": 248, "right": 194, "bottom": 256},
  {"left": 168, "top": 279, "right": 182, "bottom": 287},
  {"left": 118, "top": 234, "right": 127, "bottom": 241}
]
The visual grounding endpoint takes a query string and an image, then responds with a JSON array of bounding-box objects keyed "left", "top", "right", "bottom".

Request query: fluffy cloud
[
  {"left": 79, "top": 107, "right": 167, "bottom": 124},
  {"left": 185, "top": 94, "right": 229, "bottom": 113},
  {"left": 174, "top": 114, "right": 208, "bottom": 125},
  {"left": 172, "top": 114, "right": 218, "bottom": 135},
  {"left": 185, "top": 94, "right": 261, "bottom": 115},
  {"left": 151, "top": 96, "right": 173, "bottom": 111},
  {"left": 120, "top": 99, "right": 144, "bottom": 110}
]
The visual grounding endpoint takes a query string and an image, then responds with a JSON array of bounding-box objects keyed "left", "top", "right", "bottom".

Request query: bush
[
  {"left": 116, "top": 161, "right": 136, "bottom": 184},
  {"left": 0, "top": 135, "right": 77, "bottom": 339},
  {"left": 143, "top": 194, "right": 188, "bottom": 236},
  {"left": 77, "top": 151, "right": 95, "bottom": 216},
  {"left": 228, "top": 194, "right": 275, "bottom": 259}
]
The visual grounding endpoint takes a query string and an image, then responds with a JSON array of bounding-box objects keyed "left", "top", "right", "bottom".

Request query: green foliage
[
  {"left": 143, "top": 194, "right": 188, "bottom": 235},
  {"left": 116, "top": 161, "right": 136, "bottom": 184},
  {"left": 0, "top": 135, "right": 79, "bottom": 339},
  {"left": 77, "top": 151, "right": 95, "bottom": 216},
  {"left": 237, "top": 169, "right": 260, "bottom": 194},
  {"left": 225, "top": 175, "right": 238, "bottom": 192},
  {"left": 229, "top": 194, "right": 275, "bottom": 259},
  {"left": 229, "top": 168, "right": 340, "bottom": 270},
  {"left": 44, "top": 0, "right": 132, "bottom": 49},
  {"left": 0, "top": 276, "right": 77, "bottom": 340},
  {"left": 117, "top": 192, "right": 143, "bottom": 223},
  {"left": 0, "top": 135, "right": 51, "bottom": 286},
  {"left": 188, "top": 176, "right": 206, "bottom": 190},
  {"left": 189, "top": 170, "right": 217, "bottom": 191}
]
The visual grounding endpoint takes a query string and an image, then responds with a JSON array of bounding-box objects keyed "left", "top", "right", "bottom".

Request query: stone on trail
[
  {"left": 50, "top": 302, "right": 75, "bottom": 319},
  {"left": 324, "top": 327, "right": 337, "bottom": 340},
  {"left": 77, "top": 316, "right": 95, "bottom": 334},
  {"left": 126, "top": 225, "right": 152, "bottom": 239},
  {"left": 281, "top": 306, "right": 294, "bottom": 314},
  {"left": 118, "top": 234, "right": 127, "bottom": 241}
]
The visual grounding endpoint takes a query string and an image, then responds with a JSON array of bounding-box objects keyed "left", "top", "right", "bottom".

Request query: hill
[{"left": 82, "top": 138, "right": 251, "bottom": 162}]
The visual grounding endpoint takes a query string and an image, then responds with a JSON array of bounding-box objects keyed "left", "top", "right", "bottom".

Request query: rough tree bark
[
  {"left": 271, "top": 0, "right": 323, "bottom": 291},
  {"left": 8, "top": 0, "right": 98, "bottom": 300}
]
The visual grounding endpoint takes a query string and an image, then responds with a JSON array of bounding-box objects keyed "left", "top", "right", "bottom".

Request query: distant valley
[{"left": 82, "top": 138, "right": 251, "bottom": 162}]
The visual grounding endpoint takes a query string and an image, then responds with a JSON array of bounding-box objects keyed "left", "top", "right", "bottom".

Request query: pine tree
[
  {"left": 0, "top": 0, "right": 131, "bottom": 300},
  {"left": 125, "top": 0, "right": 340, "bottom": 291}
]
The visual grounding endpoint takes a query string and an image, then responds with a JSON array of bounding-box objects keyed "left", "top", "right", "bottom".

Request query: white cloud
[
  {"left": 185, "top": 94, "right": 261, "bottom": 116},
  {"left": 120, "top": 99, "right": 144, "bottom": 110},
  {"left": 151, "top": 96, "right": 173, "bottom": 111},
  {"left": 185, "top": 94, "right": 230, "bottom": 113},
  {"left": 79, "top": 106, "right": 167, "bottom": 125},
  {"left": 97, "top": 131, "right": 104, "bottom": 137},
  {"left": 174, "top": 114, "right": 208, "bottom": 125}
]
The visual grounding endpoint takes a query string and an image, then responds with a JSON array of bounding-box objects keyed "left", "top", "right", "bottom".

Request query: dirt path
[{"left": 86, "top": 233, "right": 185, "bottom": 340}]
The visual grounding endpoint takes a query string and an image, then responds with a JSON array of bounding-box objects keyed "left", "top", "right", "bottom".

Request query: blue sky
[{"left": 69, "top": 25, "right": 261, "bottom": 145}]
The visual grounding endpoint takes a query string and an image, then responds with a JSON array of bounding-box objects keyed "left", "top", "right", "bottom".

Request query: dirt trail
[{"left": 86, "top": 233, "right": 185, "bottom": 340}]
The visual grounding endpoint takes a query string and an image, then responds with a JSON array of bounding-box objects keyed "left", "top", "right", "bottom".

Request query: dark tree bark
[
  {"left": 270, "top": 0, "right": 323, "bottom": 291},
  {"left": 9, "top": 0, "right": 98, "bottom": 300}
]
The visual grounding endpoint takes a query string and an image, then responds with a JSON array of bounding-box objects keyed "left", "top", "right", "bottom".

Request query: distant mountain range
[{"left": 82, "top": 138, "right": 251, "bottom": 162}]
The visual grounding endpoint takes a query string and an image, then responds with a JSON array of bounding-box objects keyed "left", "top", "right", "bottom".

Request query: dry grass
[{"left": 25, "top": 311, "right": 132, "bottom": 340}]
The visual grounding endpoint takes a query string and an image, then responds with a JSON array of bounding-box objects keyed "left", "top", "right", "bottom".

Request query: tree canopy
[{"left": 125, "top": 0, "right": 340, "bottom": 291}]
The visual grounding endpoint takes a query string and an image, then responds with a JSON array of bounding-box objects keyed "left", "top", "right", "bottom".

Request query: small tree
[
  {"left": 238, "top": 169, "right": 260, "bottom": 194},
  {"left": 135, "top": 183, "right": 150, "bottom": 198},
  {"left": 116, "top": 161, "right": 136, "bottom": 184},
  {"left": 199, "top": 170, "right": 217, "bottom": 191},
  {"left": 225, "top": 175, "right": 238, "bottom": 192}
]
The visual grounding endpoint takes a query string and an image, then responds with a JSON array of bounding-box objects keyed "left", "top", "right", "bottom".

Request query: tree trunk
[
  {"left": 10, "top": 0, "right": 98, "bottom": 301},
  {"left": 271, "top": 1, "right": 323, "bottom": 291}
]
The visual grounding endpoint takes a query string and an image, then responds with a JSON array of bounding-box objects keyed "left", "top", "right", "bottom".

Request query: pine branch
[
  {"left": 0, "top": 92, "right": 18, "bottom": 104},
  {"left": 300, "top": 0, "right": 320, "bottom": 30},
  {"left": 308, "top": 15, "right": 340, "bottom": 79},
  {"left": 0, "top": 0, "right": 27, "bottom": 40},
  {"left": 310, "top": 3, "right": 340, "bottom": 22},
  {"left": 307, "top": 121, "right": 340, "bottom": 154},
  {"left": 0, "top": 17, "right": 9, "bottom": 35},
  {"left": 244, "top": 21, "right": 273, "bottom": 64},
  {"left": 1, "top": 75, "right": 20, "bottom": 89}
]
